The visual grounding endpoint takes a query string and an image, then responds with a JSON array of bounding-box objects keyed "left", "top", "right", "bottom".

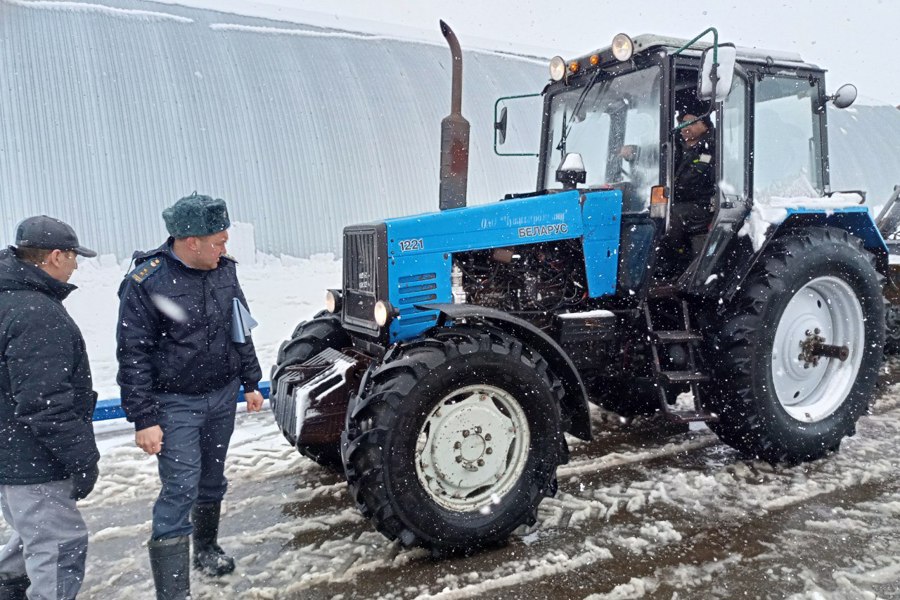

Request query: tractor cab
[{"left": 499, "top": 30, "right": 858, "bottom": 298}]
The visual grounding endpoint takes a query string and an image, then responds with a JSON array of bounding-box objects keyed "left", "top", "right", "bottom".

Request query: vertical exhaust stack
[{"left": 438, "top": 20, "right": 470, "bottom": 211}]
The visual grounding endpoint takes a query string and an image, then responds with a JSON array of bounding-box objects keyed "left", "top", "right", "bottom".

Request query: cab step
[{"left": 651, "top": 330, "right": 703, "bottom": 343}]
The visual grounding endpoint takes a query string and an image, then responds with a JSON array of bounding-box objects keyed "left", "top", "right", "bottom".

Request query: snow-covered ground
[{"left": 20, "top": 368, "right": 900, "bottom": 599}]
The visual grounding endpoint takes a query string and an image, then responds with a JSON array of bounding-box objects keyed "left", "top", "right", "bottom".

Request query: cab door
[{"left": 685, "top": 70, "right": 751, "bottom": 290}]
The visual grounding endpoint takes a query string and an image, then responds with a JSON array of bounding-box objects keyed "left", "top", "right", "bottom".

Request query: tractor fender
[
  {"left": 421, "top": 303, "right": 592, "bottom": 441},
  {"left": 722, "top": 209, "right": 889, "bottom": 302}
]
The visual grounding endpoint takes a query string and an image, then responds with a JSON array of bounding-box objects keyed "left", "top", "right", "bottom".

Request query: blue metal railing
[{"left": 93, "top": 381, "right": 272, "bottom": 422}]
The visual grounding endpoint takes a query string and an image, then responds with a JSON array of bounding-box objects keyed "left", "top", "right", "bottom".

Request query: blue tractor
[{"left": 271, "top": 24, "right": 889, "bottom": 553}]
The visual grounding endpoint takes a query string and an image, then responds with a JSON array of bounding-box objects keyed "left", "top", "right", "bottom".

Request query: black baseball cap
[{"left": 14, "top": 215, "right": 97, "bottom": 258}]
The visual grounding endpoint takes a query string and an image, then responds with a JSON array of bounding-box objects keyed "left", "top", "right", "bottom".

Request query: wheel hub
[
  {"left": 771, "top": 276, "right": 864, "bottom": 422},
  {"left": 798, "top": 329, "right": 849, "bottom": 368},
  {"left": 415, "top": 385, "right": 530, "bottom": 512},
  {"left": 457, "top": 427, "right": 488, "bottom": 466}
]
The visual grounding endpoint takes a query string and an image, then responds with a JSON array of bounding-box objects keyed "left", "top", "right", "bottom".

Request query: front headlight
[
  {"left": 611, "top": 33, "right": 634, "bottom": 62},
  {"left": 549, "top": 56, "right": 566, "bottom": 81},
  {"left": 374, "top": 300, "right": 394, "bottom": 327},
  {"left": 325, "top": 289, "right": 342, "bottom": 313}
]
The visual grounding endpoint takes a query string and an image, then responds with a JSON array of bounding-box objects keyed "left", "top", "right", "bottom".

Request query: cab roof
[{"left": 578, "top": 34, "right": 822, "bottom": 72}]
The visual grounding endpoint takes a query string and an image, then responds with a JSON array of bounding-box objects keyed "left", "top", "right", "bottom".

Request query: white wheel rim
[
  {"left": 771, "top": 276, "right": 864, "bottom": 422},
  {"left": 414, "top": 384, "right": 530, "bottom": 512}
]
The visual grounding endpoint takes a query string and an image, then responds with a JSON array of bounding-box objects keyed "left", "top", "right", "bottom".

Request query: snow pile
[
  {"left": 5, "top": 0, "right": 195, "bottom": 22},
  {"left": 67, "top": 224, "right": 340, "bottom": 400}
]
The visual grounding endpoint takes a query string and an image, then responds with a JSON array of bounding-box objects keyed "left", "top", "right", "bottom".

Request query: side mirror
[
  {"left": 493, "top": 93, "right": 542, "bottom": 157},
  {"left": 831, "top": 83, "right": 857, "bottom": 109},
  {"left": 697, "top": 43, "right": 736, "bottom": 103},
  {"left": 495, "top": 106, "right": 508, "bottom": 145}
]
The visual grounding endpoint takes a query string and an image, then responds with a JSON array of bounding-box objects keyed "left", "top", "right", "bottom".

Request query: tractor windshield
[{"left": 543, "top": 66, "right": 662, "bottom": 213}]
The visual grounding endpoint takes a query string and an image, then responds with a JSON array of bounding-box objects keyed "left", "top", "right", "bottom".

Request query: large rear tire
[
  {"left": 271, "top": 313, "right": 350, "bottom": 470},
  {"left": 705, "top": 227, "right": 884, "bottom": 463},
  {"left": 884, "top": 304, "right": 900, "bottom": 356},
  {"left": 342, "top": 326, "right": 565, "bottom": 553}
]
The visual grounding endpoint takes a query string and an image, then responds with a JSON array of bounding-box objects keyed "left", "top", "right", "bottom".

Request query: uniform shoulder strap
[{"left": 127, "top": 256, "right": 164, "bottom": 284}]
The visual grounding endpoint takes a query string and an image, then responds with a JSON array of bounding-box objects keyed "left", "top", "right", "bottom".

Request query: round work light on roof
[
  {"left": 611, "top": 33, "right": 634, "bottom": 62},
  {"left": 549, "top": 56, "right": 566, "bottom": 81}
]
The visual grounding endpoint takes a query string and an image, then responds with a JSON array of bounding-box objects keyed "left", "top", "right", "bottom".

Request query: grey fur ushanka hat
[{"left": 162, "top": 192, "right": 231, "bottom": 239}]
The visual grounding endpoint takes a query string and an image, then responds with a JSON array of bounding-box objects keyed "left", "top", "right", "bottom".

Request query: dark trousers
[
  {"left": 669, "top": 202, "right": 712, "bottom": 253},
  {"left": 152, "top": 379, "right": 240, "bottom": 541}
]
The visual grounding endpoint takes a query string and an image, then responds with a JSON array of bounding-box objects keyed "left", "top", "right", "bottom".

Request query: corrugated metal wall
[
  {"left": 0, "top": 0, "right": 545, "bottom": 258},
  {"left": 0, "top": 0, "right": 897, "bottom": 259}
]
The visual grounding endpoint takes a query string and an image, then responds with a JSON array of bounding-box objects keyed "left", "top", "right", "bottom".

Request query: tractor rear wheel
[
  {"left": 271, "top": 312, "right": 350, "bottom": 470},
  {"left": 884, "top": 304, "right": 900, "bottom": 356},
  {"left": 342, "top": 326, "right": 565, "bottom": 553},
  {"left": 705, "top": 227, "right": 884, "bottom": 463}
]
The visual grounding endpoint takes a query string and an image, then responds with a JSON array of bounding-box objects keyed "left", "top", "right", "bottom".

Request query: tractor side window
[
  {"left": 753, "top": 76, "right": 822, "bottom": 200},
  {"left": 720, "top": 75, "right": 748, "bottom": 201}
]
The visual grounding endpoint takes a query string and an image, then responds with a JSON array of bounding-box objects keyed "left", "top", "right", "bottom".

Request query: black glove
[{"left": 69, "top": 464, "right": 99, "bottom": 501}]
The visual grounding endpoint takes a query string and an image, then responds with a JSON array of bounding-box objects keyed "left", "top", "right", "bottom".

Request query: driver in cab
[{"left": 619, "top": 95, "right": 716, "bottom": 272}]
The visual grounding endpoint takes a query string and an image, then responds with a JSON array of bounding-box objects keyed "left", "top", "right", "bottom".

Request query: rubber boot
[
  {"left": 191, "top": 502, "right": 235, "bottom": 576},
  {"left": 0, "top": 575, "right": 29, "bottom": 600},
  {"left": 149, "top": 536, "right": 191, "bottom": 600}
]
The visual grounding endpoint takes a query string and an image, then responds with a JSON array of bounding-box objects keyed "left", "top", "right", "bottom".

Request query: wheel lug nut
[
  {"left": 474, "top": 426, "right": 482, "bottom": 434},
  {"left": 805, "top": 329, "right": 811, "bottom": 336},
  {"left": 462, "top": 430, "right": 470, "bottom": 437},
  {"left": 454, "top": 442, "right": 461, "bottom": 449},
  {"left": 455, "top": 456, "right": 463, "bottom": 463},
  {"left": 486, "top": 448, "right": 493, "bottom": 455},
  {"left": 477, "top": 459, "right": 484, "bottom": 466},
  {"left": 485, "top": 434, "right": 492, "bottom": 441},
  {"left": 814, "top": 328, "right": 820, "bottom": 335}
]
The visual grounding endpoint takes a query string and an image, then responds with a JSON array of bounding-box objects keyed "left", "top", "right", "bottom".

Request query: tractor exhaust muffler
[{"left": 438, "top": 20, "right": 470, "bottom": 211}]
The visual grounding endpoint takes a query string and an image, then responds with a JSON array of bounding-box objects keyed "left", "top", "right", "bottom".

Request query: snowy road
[{"left": 10, "top": 364, "right": 900, "bottom": 599}]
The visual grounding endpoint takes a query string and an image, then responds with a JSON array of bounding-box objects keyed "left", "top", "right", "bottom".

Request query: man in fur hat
[{"left": 116, "top": 193, "right": 263, "bottom": 600}]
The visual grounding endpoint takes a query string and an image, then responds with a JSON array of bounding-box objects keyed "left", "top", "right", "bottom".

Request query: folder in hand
[{"left": 231, "top": 298, "right": 259, "bottom": 343}]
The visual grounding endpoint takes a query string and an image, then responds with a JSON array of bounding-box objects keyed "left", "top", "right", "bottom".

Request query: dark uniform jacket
[
  {"left": 116, "top": 241, "right": 262, "bottom": 431},
  {"left": 0, "top": 248, "right": 99, "bottom": 485},
  {"left": 673, "top": 128, "right": 717, "bottom": 207}
]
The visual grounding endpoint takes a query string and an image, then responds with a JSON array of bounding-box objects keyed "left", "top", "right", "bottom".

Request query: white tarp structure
[
  {"left": 0, "top": 0, "right": 897, "bottom": 258},
  {"left": 0, "top": 0, "right": 545, "bottom": 258}
]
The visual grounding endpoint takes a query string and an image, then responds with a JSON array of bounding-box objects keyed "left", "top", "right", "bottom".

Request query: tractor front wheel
[
  {"left": 342, "top": 326, "right": 565, "bottom": 553},
  {"left": 271, "top": 313, "right": 350, "bottom": 470}
]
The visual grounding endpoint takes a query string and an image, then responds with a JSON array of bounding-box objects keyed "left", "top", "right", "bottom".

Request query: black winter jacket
[
  {"left": 0, "top": 248, "right": 99, "bottom": 485},
  {"left": 116, "top": 241, "right": 262, "bottom": 431},
  {"left": 673, "top": 129, "right": 717, "bottom": 207}
]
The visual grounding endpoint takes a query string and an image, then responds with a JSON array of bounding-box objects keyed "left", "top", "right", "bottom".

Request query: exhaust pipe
[{"left": 438, "top": 20, "right": 470, "bottom": 211}]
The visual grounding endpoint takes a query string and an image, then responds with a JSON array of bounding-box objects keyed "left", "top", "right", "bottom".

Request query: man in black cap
[
  {"left": 116, "top": 193, "right": 263, "bottom": 600},
  {"left": 667, "top": 95, "right": 717, "bottom": 268},
  {"left": 0, "top": 216, "right": 99, "bottom": 600}
]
